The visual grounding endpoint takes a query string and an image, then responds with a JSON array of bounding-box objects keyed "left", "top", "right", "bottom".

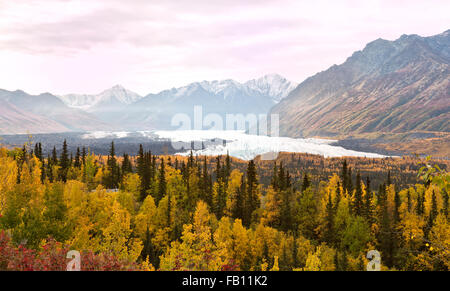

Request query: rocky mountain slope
[
  {"left": 271, "top": 30, "right": 450, "bottom": 138},
  {"left": 0, "top": 74, "right": 296, "bottom": 134}
]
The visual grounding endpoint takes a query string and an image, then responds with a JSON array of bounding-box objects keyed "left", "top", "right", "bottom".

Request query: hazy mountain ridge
[
  {"left": 0, "top": 99, "right": 69, "bottom": 134},
  {"left": 271, "top": 29, "right": 450, "bottom": 138},
  {"left": 59, "top": 85, "right": 143, "bottom": 111},
  {"left": 0, "top": 89, "right": 111, "bottom": 134}
]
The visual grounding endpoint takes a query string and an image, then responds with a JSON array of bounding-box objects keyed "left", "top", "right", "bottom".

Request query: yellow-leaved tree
[
  {"left": 100, "top": 200, "right": 143, "bottom": 262},
  {"left": 159, "top": 200, "right": 222, "bottom": 270}
]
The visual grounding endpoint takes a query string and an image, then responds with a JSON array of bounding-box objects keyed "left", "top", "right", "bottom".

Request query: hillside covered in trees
[{"left": 0, "top": 141, "right": 448, "bottom": 271}]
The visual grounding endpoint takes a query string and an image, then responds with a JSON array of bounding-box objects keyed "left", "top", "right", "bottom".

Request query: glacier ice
[
  {"left": 80, "top": 130, "right": 387, "bottom": 160},
  {"left": 154, "top": 130, "right": 387, "bottom": 160}
]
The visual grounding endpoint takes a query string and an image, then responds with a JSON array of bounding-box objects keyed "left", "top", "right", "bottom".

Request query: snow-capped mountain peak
[
  {"left": 198, "top": 79, "right": 242, "bottom": 94},
  {"left": 58, "top": 85, "right": 143, "bottom": 111},
  {"left": 97, "top": 85, "right": 142, "bottom": 105},
  {"left": 58, "top": 74, "right": 296, "bottom": 113},
  {"left": 169, "top": 75, "right": 296, "bottom": 102},
  {"left": 245, "top": 74, "right": 297, "bottom": 102}
]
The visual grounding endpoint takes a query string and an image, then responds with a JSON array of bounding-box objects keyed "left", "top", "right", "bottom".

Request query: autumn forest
[{"left": 0, "top": 140, "right": 449, "bottom": 271}]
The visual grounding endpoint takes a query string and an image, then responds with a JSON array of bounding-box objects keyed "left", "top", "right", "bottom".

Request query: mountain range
[
  {"left": 0, "top": 29, "right": 448, "bottom": 140},
  {"left": 115, "top": 75, "right": 296, "bottom": 130},
  {"left": 0, "top": 74, "right": 296, "bottom": 134},
  {"left": 271, "top": 29, "right": 450, "bottom": 138}
]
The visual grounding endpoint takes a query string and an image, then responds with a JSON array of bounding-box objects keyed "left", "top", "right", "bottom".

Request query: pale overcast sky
[{"left": 0, "top": 0, "right": 448, "bottom": 95}]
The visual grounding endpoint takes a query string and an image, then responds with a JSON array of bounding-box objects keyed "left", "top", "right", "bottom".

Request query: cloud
[{"left": 0, "top": 0, "right": 448, "bottom": 95}]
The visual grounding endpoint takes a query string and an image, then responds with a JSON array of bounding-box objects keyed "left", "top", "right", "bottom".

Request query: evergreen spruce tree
[
  {"left": 406, "top": 189, "right": 412, "bottom": 213},
  {"left": 244, "top": 159, "right": 259, "bottom": 227},
  {"left": 280, "top": 189, "right": 293, "bottom": 232},
  {"left": 286, "top": 170, "right": 291, "bottom": 190},
  {"left": 167, "top": 188, "right": 171, "bottom": 227},
  {"left": 157, "top": 158, "right": 167, "bottom": 204},
  {"left": 271, "top": 162, "right": 278, "bottom": 190},
  {"left": 430, "top": 190, "right": 438, "bottom": 221},
  {"left": 188, "top": 150, "right": 194, "bottom": 169},
  {"left": 152, "top": 156, "right": 157, "bottom": 179},
  {"left": 425, "top": 190, "right": 438, "bottom": 236},
  {"left": 74, "top": 147, "right": 81, "bottom": 168},
  {"left": 38, "top": 148, "right": 46, "bottom": 183},
  {"left": 353, "top": 170, "right": 363, "bottom": 216},
  {"left": 106, "top": 141, "right": 119, "bottom": 188},
  {"left": 442, "top": 190, "right": 448, "bottom": 218},
  {"left": 377, "top": 184, "right": 393, "bottom": 267},
  {"left": 201, "top": 157, "right": 211, "bottom": 206},
  {"left": 215, "top": 156, "right": 222, "bottom": 182},
  {"left": 225, "top": 151, "right": 231, "bottom": 181},
  {"left": 364, "top": 176, "right": 373, "bottom": 223},
  {"left": 416, "top": 191, "right": 424, "bottom": 216},
  {"left": 301, "top": 173, "right": 310, "bottom": 192},
  {"left": 59, "top": 139, "right": 69, "bottom": 182},
  {"left": 47, "top": 154, "right": 54, "bottom": 183},
  {"left": 34, "top": 143, "right": 39, "bottom": 160},
  {"left": 52, "top": 146, "right": 58, "bottom": 165},
  {"left": 81, "top": 147, "right": 86, "bottom": 166},
  {"left": 137, "top": 145, "right": 151, "bottom": 202},
  {"left": 38, "top": 143, "right": 43, "bottom": 160},
  {"left": 121, "top": 153, "right": 132, "bottom": 176},
  {"left": 232, "top": 177, "right": 245, "bottom": 221},
  {"left": 141, "top": 226, "right": 157, "bottom": 267},
  {"left": 323, "top": 192, "right": 335, "bottom": 244},
  {"left": 215, "top": 177, "right": 226, "bottom": 219},
  {"left": 278, "top": 163, "right": 286, "bottom": 191},
  {"left": 34, "top": 143, "right": 43, "bottom": 161},
  {"left": 334, "top": 181, "right": 342, "bottom": 213},
  {"left": 347, "top": 167, "right": 353, "bottom": 195},
  {"left": 393, "top": 188, "right": 401, "bottom": 223},
  {"left": 341, "top": 160, "right": 348, "bottom": 193}
]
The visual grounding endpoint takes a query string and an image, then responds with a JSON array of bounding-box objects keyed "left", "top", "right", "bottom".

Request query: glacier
[
  {"left": 80, "top": 130, "right": 387, "bottom": 160},
  {"left": 154, "top": 130, "right": 387, "bottom": 160}
]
